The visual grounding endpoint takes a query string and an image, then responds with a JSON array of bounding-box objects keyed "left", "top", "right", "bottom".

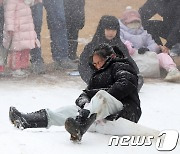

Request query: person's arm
[
  {"left": 165, "top": 19, "right": 180, "bottom": 49},
  {"left": 145, "top": 31, "right": 160, "bottom": 53},
  {"left": 139, "top": 0, "right": 157, "bottom": 23},
  {"left": 124, "top": 40, "right": 136, "bottom": 55},
  {"left": 75, "top": 91, "right": 90, "bottom": 109},
  {"left": 4, "top": 0, "right": 17, "bottom": 32}
]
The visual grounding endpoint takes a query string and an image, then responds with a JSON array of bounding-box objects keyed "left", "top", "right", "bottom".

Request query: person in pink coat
[
  {"left": 3, "top": 0, "right": 40, "bottom": 77},
  {"left": 0, "top": 0, "right": 4, "bottom": 74}
]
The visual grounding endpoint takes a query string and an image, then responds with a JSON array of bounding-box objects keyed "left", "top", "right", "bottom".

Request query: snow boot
[
  {"left": 9, "top": 106, "right": 48, "bottom": 129},
  {"left": 164, "top": 68, "right": 180, "bottom": 82},
  {"left": 170, "top": 43, "right": 180, "bottom": 57},
  {"left": 65, "top": 109, "right": 97, "bottom": 141}
]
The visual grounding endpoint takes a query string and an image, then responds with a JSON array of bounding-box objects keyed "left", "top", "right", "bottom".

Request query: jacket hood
[
  {"left": 119, "top": 20, "right": 144, "bottom": 35},
  {"left": 92, "top": 15, "right": 121, "bottom": 43}
]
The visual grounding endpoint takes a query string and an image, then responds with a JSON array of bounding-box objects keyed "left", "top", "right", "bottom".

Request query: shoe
[
  {"left": 12, "top": 69, "right": 29, "bottom": 78},
  {"left": 9, "top": 106, "right": 48, "bottom": 129},
  {"left": 164, "top": 68, "right": 180, "bottom": 82},
  {"left": 31, "top": 61, "right": 45, "bottom": 74},
  {"left": 67, "top": 70, "right": 80, "bottom": 76},
  {"left": 54, "top": 58, "right": 78, "bottom": 70},
  {"left": 65, "top": 109, "right": 97, "bottom": 141},
  {"left": 170, "top": 43, "right": 180, "bottom": 57}
]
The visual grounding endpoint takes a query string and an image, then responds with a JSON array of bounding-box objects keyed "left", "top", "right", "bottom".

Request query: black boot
[
  {"left": 65, "top": 109, "right": 97, "bottom": 141},
  {"left": 9, "top": 106, "right": 48, "bottom": 129}
]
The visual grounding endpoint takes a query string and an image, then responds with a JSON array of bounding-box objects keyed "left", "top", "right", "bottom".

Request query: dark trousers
[
  {"left": 0, "top": 5, "right": 4, "bottom": 45},
  {"left": 30, "top": 3, "right": 44, "bottom": 64},
  {"left": 30, "top": 0, "right": 69, "bottom": 64},
  {"left": 66, "top": 24, "right": 79, "bottom": 60},
  {"left": 43, "top": 0, "right": 69, "bottom": 62}
]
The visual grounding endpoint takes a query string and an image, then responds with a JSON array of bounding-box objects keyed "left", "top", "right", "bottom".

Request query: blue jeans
[
  {"left": 0, "top": 5, "right": 4, "bottom": 45},
  {"left": 43, "top": 0, "right": 69, "bottom": 61},
  {"left": 30, "top": 3, "right": 44, "bottom": 64},
  {"left": 30, "top": 0, "right": 69, "bottom": 64}
]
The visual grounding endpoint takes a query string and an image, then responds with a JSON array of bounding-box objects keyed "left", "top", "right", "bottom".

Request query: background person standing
[
  {"left": 64, "top": 0, "right": 85, "bottom": 61},
  {"left": 30, "top": 0, "right": 77, "bottom": 74}
]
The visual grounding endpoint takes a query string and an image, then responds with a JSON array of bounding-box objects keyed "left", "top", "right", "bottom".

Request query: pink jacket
[
  {"left": 3, "top": 0, "right": 40, "bottom": 51},
  {"left": 0, "top": 0, "right": 3, "bottom": 5}
]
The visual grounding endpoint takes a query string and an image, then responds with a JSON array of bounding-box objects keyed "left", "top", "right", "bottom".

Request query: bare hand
[{"left": 159, "top": 45, "right": 170, "bottom": 54}]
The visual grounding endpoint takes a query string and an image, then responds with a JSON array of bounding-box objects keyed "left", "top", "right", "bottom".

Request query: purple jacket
[{"left": 119, "top": 20, "right": 160, "bottom": 53}]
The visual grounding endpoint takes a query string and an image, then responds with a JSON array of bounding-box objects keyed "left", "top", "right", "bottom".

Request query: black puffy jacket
[{"left": 77, "top": 57, "right": 142, "bottom": 123}]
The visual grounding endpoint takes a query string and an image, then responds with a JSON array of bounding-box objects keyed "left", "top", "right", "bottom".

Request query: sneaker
[
  {"left": 164, "top": 68, "right": 180, "bottom": 82},
  {"left": 31, "top": 62, "right": 45, "bottom": 74},
  {"left": 67, "top": 71, "right": 80, "bottom": 76},
  {"left": 69, "top": 55, "right": 80, "bottom": 63},
  {"left": 12, "top": 69, "right": 29, "bottom": 78},
  {"left": 170, "top": 43, "right": 180, "bottom": 57},
  {"left": 54, "top": 58, "right": 78, "bottom": 70}
]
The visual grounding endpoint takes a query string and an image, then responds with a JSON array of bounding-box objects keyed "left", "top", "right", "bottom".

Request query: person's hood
[
  {"left": 119, "top": 20, "right": 144, "bottom": 35},
  {"left": 92, "top": 15, "right": 121, "bottom": 43}
]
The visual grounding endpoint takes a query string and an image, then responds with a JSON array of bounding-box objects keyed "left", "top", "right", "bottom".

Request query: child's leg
[
  {"left": 8, "top": 51, "right": 21, "bottom": 70},
  {"left": 8, "top": 50, "right": 30, "bottom": 70},
  {"left": 20, "top": 49, "right": 30, "bottom": 69},
  {"left": 0, "top": 65, "right": 4, "bottom": 72},
  {"left": 157, "top": 53, "right": 180, "bottom": 81},
  {"left": 157, "top": 53, "right": 177, "bottom": 71}
]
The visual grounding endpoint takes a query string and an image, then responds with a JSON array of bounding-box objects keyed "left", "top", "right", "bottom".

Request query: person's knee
[{"left": 92, "top": 90, "right": 110, "bottom": 106}]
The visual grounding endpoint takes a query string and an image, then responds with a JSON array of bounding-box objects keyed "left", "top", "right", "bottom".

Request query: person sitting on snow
[
  {"left": 9, "top": 43, "right": 142, "bottom": 142},
  {"left": 119, "top": 9, "right": 180, "bottom": 82}
]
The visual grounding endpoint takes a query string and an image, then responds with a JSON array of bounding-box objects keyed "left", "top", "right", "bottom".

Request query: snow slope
[{"left": 0, "top": 74, "right": 179, "bottom": 154}]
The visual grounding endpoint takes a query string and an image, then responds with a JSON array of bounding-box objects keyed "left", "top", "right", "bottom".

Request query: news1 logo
[{"left": 108, "top": 130, "right": 179, "bottom": 151}]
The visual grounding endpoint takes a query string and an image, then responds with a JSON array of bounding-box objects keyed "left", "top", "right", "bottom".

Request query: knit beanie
[{"left": 121, "top": 9, "right": 141, "bottom": 25}]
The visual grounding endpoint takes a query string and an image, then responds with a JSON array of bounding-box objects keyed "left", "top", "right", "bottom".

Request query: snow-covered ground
[{"left": 0, "top": 74, "right": 179, "bottom": 154}]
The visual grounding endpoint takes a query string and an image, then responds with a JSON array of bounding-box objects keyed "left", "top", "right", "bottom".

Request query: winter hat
[{"left": 121, "top": 9, "right": 141, "bottom": 25}]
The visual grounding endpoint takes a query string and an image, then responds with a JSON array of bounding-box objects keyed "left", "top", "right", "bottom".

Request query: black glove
[
  {"left": 138, "top": 47, "right": 149, "bottom": 54},
  {"left": 75, "top": 93, "right": 90, "bottom": 109}
]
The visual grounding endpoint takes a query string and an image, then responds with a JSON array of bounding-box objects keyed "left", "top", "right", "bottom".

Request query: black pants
[
  {"left": 142, "top": 20, "right": 169, "bottom": 45},
  {"left": 66, "top": 24, "right": 79, "bottom": 60},
  {"left": 0, "top": 5, "right": 4, "bottom": 45}
]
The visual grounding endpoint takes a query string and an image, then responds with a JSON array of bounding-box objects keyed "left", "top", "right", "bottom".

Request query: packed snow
[{"left": 0, "top": 75, "right": 179, "bottom": 154}]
